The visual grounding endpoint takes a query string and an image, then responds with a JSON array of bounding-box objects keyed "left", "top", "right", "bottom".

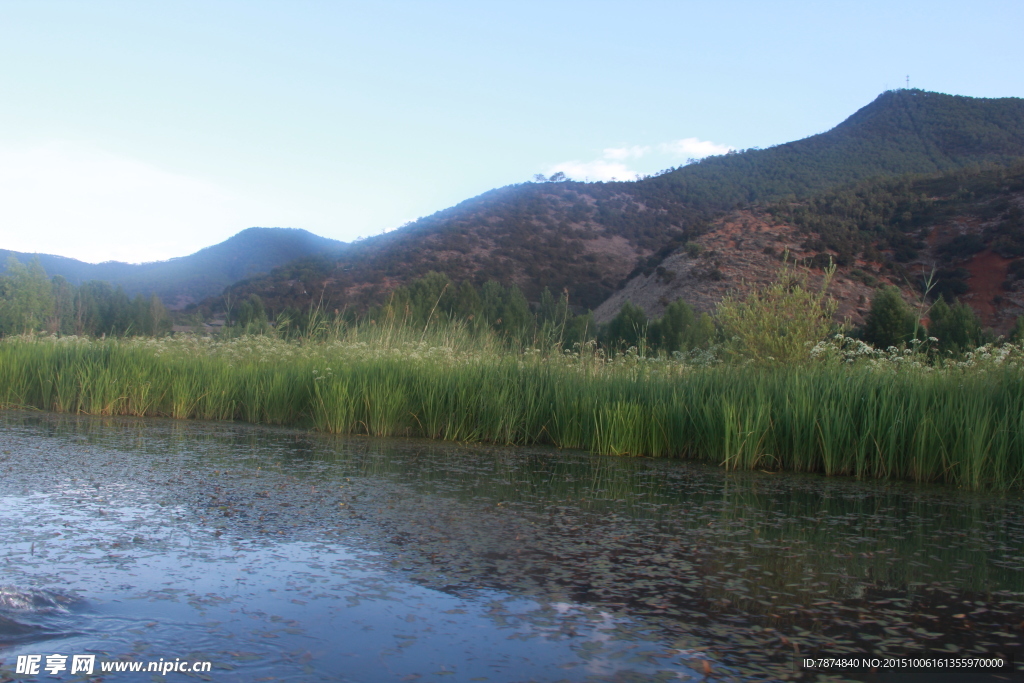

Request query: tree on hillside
[
  {"left": 148, "top": 294, "right": 173, "bottom": 336},
  {"left": 236, "top": 294, "right": 268, "bottom": 330},
  {"left": 130, "top": 293, "right": 173, "bottom": 337},
  {"left": 407, "top": 271, "right": 455, "bottom": 326},
  {"left": 650, "top": 299, "right": 714, "bottom": 354},
  {"left": 454, "top": 280, "right": 483, "bottom": 325},
  {"left": 928, "top": 296, "right": 984, "bottom": 353},
  {"left": 651, "top": 299, "right": 694, "bottom": 353},
  {"left": 500, "top": 285, "right": 533, "bottom": 343},
  {"left": 862, "top": 286, "right": 917, "bottom": 349},
  {"left": 479, "top": 280, "right": 533, "bottom": 343},
  {"left": 604, "top": 302, "right": 649, "bottom": 351},
  {"left": 480, "top": 281, "right": 505, "bottom": 327},
  {"left": 48, "top": 275, "right": 75, "bottom": 335},
  {"left": 538, "top": 288, "right": 559, "bottom": 327},
  {"left": 0, "top": 257, "right": 53, "bottom": 335},
  {"left": 537, "top": 287, "right": 574, "bottom": 344}
]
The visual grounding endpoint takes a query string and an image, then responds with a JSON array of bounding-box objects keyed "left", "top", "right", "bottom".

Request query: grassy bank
[{"left": 2, "top": 328, "right": 1024, "bottom": 490}]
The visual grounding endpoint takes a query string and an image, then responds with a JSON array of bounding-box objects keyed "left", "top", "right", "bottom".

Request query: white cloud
[
  {"left": 602, "top": 145, "right": 650, "bottom": 160},
  {"left": 545, "top": 136, "right": 732, "bottom": 183},
  {"left": 546, "top": 159, "right": 638, "bottom": 182},
  {"left": 659, "top": 137, "right": 733, "bottom": 159},
  {"left": 0, "top": 141, "right": 266, "bottom": 263}
]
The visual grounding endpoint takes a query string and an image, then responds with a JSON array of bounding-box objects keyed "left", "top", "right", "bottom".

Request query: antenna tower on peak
[{"left": 906, "top": 75, "right": 909, "bottom": 89}]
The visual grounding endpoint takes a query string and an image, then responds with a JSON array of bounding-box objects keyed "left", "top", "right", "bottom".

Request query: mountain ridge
[
  {"left": 212, "top": 89, "right": 1024, "bottom": 317},
  {"left": 1, "top": 227, "right": 348, "bottom": 309},
  {"left": 6, "top": 89, "right": 1024, "bottom": 322}
]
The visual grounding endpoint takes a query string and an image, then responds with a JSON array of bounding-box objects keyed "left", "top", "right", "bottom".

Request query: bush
[
  {"left": 649, "top": 299, "right": 714, "bottom": 354},
  {"left": 863, "top": 287, "right": 917, "bottom": 349},
  {"left": 929, "top": 296, "right": 984, "bottom": 353},
  {"left": 604, "top": 302, "right": 648, "bottom": 350},
  {"left": 716, "top": 262, "right": 837, "bottom": 364}
]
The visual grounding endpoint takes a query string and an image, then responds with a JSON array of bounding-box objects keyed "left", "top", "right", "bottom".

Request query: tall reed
[{"left": 2, "top": 329, "right": 1023, "bottom": 490}]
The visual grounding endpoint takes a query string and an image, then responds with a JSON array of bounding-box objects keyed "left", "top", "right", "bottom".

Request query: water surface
[{"left": 0, "top": 411, "right": 1022, "bottom": 681}]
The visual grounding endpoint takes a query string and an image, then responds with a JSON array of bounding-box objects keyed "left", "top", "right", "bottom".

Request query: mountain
[
  {"left": 1, "top": 228, "right": 347, "bottom": 309},
  {"left": 596, "top": 161, "right": 1024, "bottom": 334},
  {"left": 637, "top": 89, "right": 1024, "bottom": 208},
  {"left": 216, "top": 89, "right": 1024, "bottom": 316}
]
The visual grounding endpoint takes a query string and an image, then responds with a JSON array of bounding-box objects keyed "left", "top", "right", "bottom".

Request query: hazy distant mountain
[
  {"left": 1, "top": 227, "right": 347, "bottom": 309},
  {"left": 217, "top": 89, "right": 1024, "bottom": 315}
]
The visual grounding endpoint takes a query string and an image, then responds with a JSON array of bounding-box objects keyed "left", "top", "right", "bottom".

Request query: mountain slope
[
  {"left": 596, "top": 161, "right": 1024, "bottom": 334},
  {"left": 218, "top": 89, "right": 1024, "bottom": 315},
  {"left": 1, "top": 228, "right": 347, "bottom": 309},
  {"left": 641, "top": 89, "right": 1024, "bottom": 209}
]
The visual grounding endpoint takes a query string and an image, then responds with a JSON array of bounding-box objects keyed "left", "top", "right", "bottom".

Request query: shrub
[
  {"left": 604, "top": 302, "right": 648, "bottom": 351},
  {"left": 716, "top": 262, "right": 837, "bottom": 364},
  {"left": 929, "top": 296, "right": 984, "bottom": 353},
  {"left": 863, "top": 287, "right": 917, "bottom": 349},
  {"left": 650, "top": 299, "right": 714, "bottom": 354}
]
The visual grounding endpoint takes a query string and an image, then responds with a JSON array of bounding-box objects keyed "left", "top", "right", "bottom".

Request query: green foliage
[
  {"left": 535, "top": 287, "right": 575, "bottom": 345},
  {"left": 692, "top": 314, "right": 716, "bottom": 350},
  {"left": 233, "top": 294, "right": 269, "bottom": 334},
  {"left": 537, "top": 287, "right": 559, "bottom": 326},
  {"left": 5, "top": 332, "right": 1024, "bottom": 490},
  {"left": 0, "top": 257, "right": 53, "bottom": 334},
  {"left": 863, "top": 286, "right": 917, "bottom": 350},
  {"left": 477, "top": 280, "right": 533, "bottom": 343},
  {"left": 407, "top": 271, "right": 455, "bottom": 326},
  {"left": 562, "top": 311, "right": 595, "bottom": 349},
  {"left": 649, "top": 300, "right": 691, "bottom": 353},
  {"left": 496, "top": 285, "right": 533, "bottom": 343},
  {"left": 454, "top": 280, "right": 483, "bottom": 325},
  {"left": 236, "top": 294, "right": 267, "bottom": 326},
  {"left": 1011, "top": 315, "right": 1024, "bottom": 344},
  {"left": 768, "top": 160, "right": 1024, "bottom": 277},
  {"left": 648, "top": 299, "right": 715, "bottom": 354},
  {"left": 603, "top": 302, "right": 648, "bottom": 351},
  {"left": 49, "top": 276, "right": 75, "bottom": 335},
  {"left": 716, "top": 262, "right": 838, "bottom": 364},
  {"left": 361, "top": 275, "right": 594, "bottom": 350},
  {"left": 0, "top": 259, "right": 172, "bottom": 338},
  {"left": 929, "top": 296, "right": 985, "bottom": 353}
]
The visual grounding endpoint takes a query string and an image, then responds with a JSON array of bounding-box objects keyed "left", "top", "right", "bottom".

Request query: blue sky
[{"left": 0, "top": 1, "right": 1021, "bottom": 263}]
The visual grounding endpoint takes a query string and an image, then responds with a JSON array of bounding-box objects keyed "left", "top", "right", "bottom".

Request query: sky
[{"left": 0, "top": 1, "right": 1022, "bottom": 264}]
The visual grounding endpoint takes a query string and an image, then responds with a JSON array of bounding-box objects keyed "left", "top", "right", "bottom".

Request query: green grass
[{"left": 2, "top": 327, "right": 1024, "bottom": 490}]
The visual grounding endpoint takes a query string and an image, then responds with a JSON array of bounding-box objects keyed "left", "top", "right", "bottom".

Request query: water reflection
[{"left": 0, "top": 411, "right": 1022, "bottom": 681}]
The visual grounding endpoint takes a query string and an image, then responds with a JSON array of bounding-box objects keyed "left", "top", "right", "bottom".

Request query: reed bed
[{"left": 2, "top": 328, "right": 1024, "bottom": 489}]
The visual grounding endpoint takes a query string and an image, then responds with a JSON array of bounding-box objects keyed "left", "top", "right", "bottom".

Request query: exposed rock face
[{"left": 593, "top": 211, "right": 892, "bottom": 326}]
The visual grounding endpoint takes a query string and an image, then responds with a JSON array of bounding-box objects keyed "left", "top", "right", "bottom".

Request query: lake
[{"left": 0, "top": 411, "right": 1021, "bottom": 681}]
